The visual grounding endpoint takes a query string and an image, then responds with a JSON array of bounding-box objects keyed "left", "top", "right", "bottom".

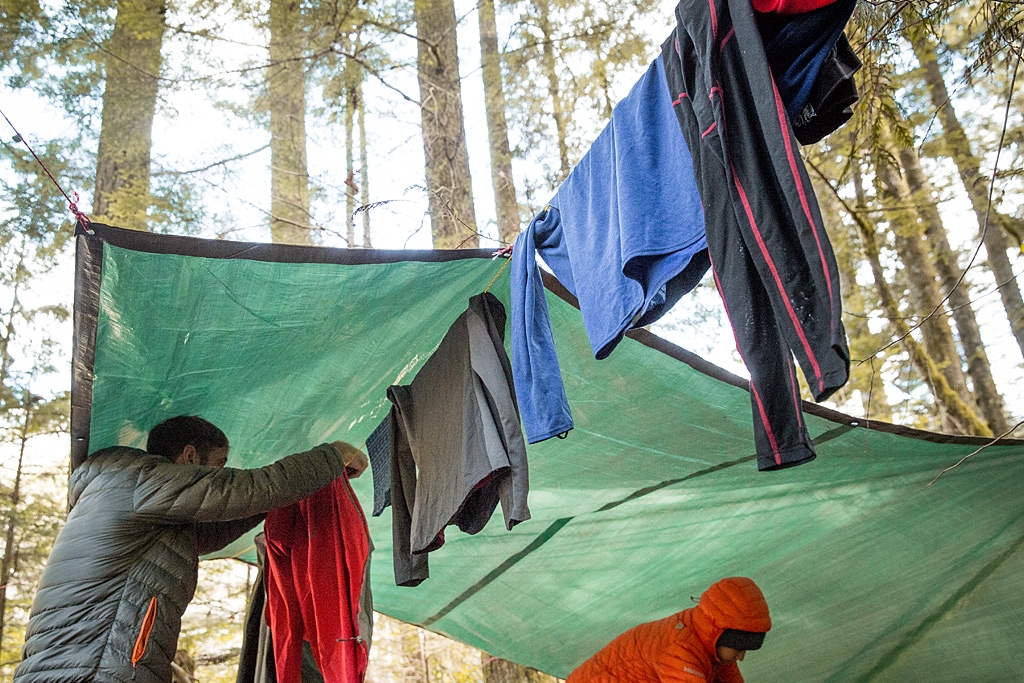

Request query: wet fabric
[
  {"left": 388, "top": 293, "right": 530, "bottom": 586},
  {"left": 511, "top": 57, "right": 709, "bottom": 443},
  {"left": 661, "top": 0, "right": 850, "bottom": 469},
  {"left": 264, "top": 474, "right": 373, "bottom": 683}
]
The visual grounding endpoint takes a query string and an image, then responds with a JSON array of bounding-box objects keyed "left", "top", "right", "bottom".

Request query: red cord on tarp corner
[
  {"left": 492, "top": 243, "right": 513, "bottom": 259},
  {"left": 0, "top": 107, "right": 93, "bottom": 235},
  {"left": 67, "top": 191, "right": 93, "bottom": 235}
]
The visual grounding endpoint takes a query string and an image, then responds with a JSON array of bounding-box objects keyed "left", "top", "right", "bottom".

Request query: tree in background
[
  {"left": 503, "top": 0, "right": 661, "bottom": 196},
  {"left": 482, "top": 652, "right": 559, "bottom": 683},
  {"left": 176, "top": 559, "right": 252, "bottom": 683},
  {"left": 477, "top": 0, "right": 520, "bottom": 245},
  {"left": 895, "top": 134, "right": 1009, "bottom": 433},
  {"left": 92, "top": 0, "right": 169, "bottom": 231},
  {"left": 268, "top": 0, "right": 313, "bottom": 244},
  {"left": 0, "top": 393, "right": 68, "bottom": 679},
  {"left": 415, "top": 0, "right": 478, "bottom": 247},
  {"left": 871, "top": 129, "right": 988, "bottom": 435},
  {"left": 0, "top": 134, "right": 78, "bottom": 676},
  {"left": 312, "top": 0, "right": 380, "bottom": 249},
  {"left": 908, "top": 20, "right": 1024, "bottom": 362}
]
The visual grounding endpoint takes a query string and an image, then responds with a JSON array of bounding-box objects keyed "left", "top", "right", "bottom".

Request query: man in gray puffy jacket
[{"left": 14, "top": 415, "right": 367, "bottom": 683}]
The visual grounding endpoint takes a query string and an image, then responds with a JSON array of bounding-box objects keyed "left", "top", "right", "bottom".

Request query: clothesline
[{"left": 0, "top": 106, "right": 92, "bottom": 233}]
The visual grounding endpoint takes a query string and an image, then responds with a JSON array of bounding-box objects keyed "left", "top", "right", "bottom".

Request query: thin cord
[
  {"left": 484, "top": 255, "right": 513, "bottom": 293},
  {"left": 0, "top": 107, "right": 92, "bottom": 233},
  {"left": 868, "top": 42, "right": 1022, "bottom": 360},
  {"left": 925, "top": 419, "right": 1024, "bottom": 488}
]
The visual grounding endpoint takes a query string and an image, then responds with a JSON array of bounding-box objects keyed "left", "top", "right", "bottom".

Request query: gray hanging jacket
[{"left": 388, "top": 292, "right": 530, "bottom": 587}]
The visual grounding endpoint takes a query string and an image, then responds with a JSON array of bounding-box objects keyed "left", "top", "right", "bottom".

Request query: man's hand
[{"left": 330, "top": 440, "right": 369, "bottom": 478}]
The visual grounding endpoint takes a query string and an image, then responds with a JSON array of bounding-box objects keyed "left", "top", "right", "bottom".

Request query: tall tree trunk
[
  {"left": 537, "top": 0, "right": 570, "bottom": 181},
  {"left": 92, "top": 0, "right": 167, "bottom": 231},
  {"left": 482, "top": 652, "right": 560, "bottom": 682},
  {"left": 840, "top": 165, "right": 991, "bottom": 436},
  {"left": 358, "top": 78, "right": 371, "bottom": 248},
  {"left": 346, "top": 83, "right": 356, "bottom": 247},
  {"left": 898, "top": 145, "right": 1009, "bottom": 433},
  {"left": 908, "top": 30, "right": 1024, "bottom": 360},
  {"left": 477, "top": 0, "right": 521, "bottom": 244},
  {"left": 873, "top": 152, "right": 984, "bottom": 434},
  {"left": 808, "top": 167, "right": 894, "bottom": 422},
  {"left": 0, "top": 247, "right": 25, "bottom": 383},
  {"left": 415, "top": 0, "right": 478, "bottom": 247},
  {"left": 0, "top": 398, "right": 32, "bottom": 646},
  {"left": 268, "top": 0, "right": 312, "bottom": 245}
]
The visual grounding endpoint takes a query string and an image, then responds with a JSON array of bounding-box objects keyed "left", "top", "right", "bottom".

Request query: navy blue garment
[
  {"left": 366, "top": 415, "right": 392, "bottom": 516},
  {"left": 511, "top": 57, "right": 709, "bottom": 444},
  {"left": 788, "top": 32, "right": 861, "bottom": 145},
  {"left": 661, "top": 0, "right": 850, "bottom": 470},
  {"left": 760, "top": 0, "right": 857, "bottom": 119}
]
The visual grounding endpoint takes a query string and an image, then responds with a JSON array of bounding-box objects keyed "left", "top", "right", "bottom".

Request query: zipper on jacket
[{"left": 131, "top": 596, "right": 158, "bottom": 680}]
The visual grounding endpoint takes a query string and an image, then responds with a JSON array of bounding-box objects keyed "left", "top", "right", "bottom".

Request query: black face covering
[{"left": 717, "top": 629, "right": 766, "bottom": 651}]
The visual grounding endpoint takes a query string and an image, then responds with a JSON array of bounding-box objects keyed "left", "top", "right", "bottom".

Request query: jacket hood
[{"left": 691, "top": 577, "right": 772, "bottom": 654}]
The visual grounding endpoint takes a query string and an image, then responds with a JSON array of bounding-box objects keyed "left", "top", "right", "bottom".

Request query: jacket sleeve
[
  {"left": 132, "top": 443, "right": 346, "bottom": 523},
  {"left": 387, "top": 399, "right": 429, "bottom": 587},
  {"left": 195, "top": 513, "right": 265, "bottom": 555},
  {"left": 473, "top": 293, "right": 530, "bottom": 529}
]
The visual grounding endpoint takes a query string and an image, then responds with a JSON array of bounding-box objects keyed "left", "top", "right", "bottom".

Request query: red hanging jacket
[{"left": 264, "top": 473, "right": 372, "bottom": 683}]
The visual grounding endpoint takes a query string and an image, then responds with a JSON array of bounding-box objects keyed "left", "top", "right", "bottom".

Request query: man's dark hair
[{"left": 147, "top": 416, "right": 229, "bottom": 464}]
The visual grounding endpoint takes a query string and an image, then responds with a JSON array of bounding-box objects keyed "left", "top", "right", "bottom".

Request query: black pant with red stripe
[{"left": 661, "top": 0, "right": 849, "bottom": 470}]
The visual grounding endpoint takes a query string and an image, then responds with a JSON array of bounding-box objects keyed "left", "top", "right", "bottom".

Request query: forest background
[{"left": 0, "top": 0, "right": 1022, "bottom": 680}]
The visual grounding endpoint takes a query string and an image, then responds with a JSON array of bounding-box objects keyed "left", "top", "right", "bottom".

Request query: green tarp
[{"left": 72, "top": 223, "right": 1024, "bottom": 682}]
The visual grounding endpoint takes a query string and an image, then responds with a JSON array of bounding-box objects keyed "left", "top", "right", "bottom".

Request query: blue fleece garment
[
  {"left": 511, "top": 57, "right": 708, "bottom": 443},
  {"left": 763, "top": 0, "right": 858, "bottom": 117},
  {"left": 511, "top": 217, "right": 574, "bottom": 444}
]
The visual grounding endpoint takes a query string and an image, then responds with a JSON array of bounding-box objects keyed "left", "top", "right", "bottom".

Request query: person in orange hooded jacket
[{"left": 566, "top": 577, "right": 771, "bottom": 683}]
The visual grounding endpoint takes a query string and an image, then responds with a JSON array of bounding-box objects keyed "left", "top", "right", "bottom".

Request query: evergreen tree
[
  {"left": 477, "top": 0, "right": 521, "bottom": 245},
  {"left": 268, "top": 0, "right": 313, "bottom": 244},
  {"left": 905, "top": 14, "right": 1024, "bottom": 361},
  {"left": 0, "top": 134, "right": 77, "bottom": 676},
  {"left": 415, "top": 0, "right": 478, "bottom": 247},
  {"left": 92, "top": 0, "right": 168, "bottom": 231},
  {"left": 503, "top": 0, "right": 660, "bottom": 194}
]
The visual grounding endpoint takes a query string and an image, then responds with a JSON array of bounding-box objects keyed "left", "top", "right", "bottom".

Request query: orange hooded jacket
[{"left": 565, "top": 577, "right": 771, "bottom": 683}]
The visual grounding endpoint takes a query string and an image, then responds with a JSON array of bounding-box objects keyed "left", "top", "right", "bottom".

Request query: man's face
[
  {"left": 201, "top": 446, "right": 229, "bottom": 469},
  {"left": 716, "top": 646, "right": 746, "bottom": 664}
]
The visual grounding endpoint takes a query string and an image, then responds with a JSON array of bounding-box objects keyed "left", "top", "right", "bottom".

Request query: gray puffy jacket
[{"left": 14, "top": 443, "right": 348, "bottom": 683}]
